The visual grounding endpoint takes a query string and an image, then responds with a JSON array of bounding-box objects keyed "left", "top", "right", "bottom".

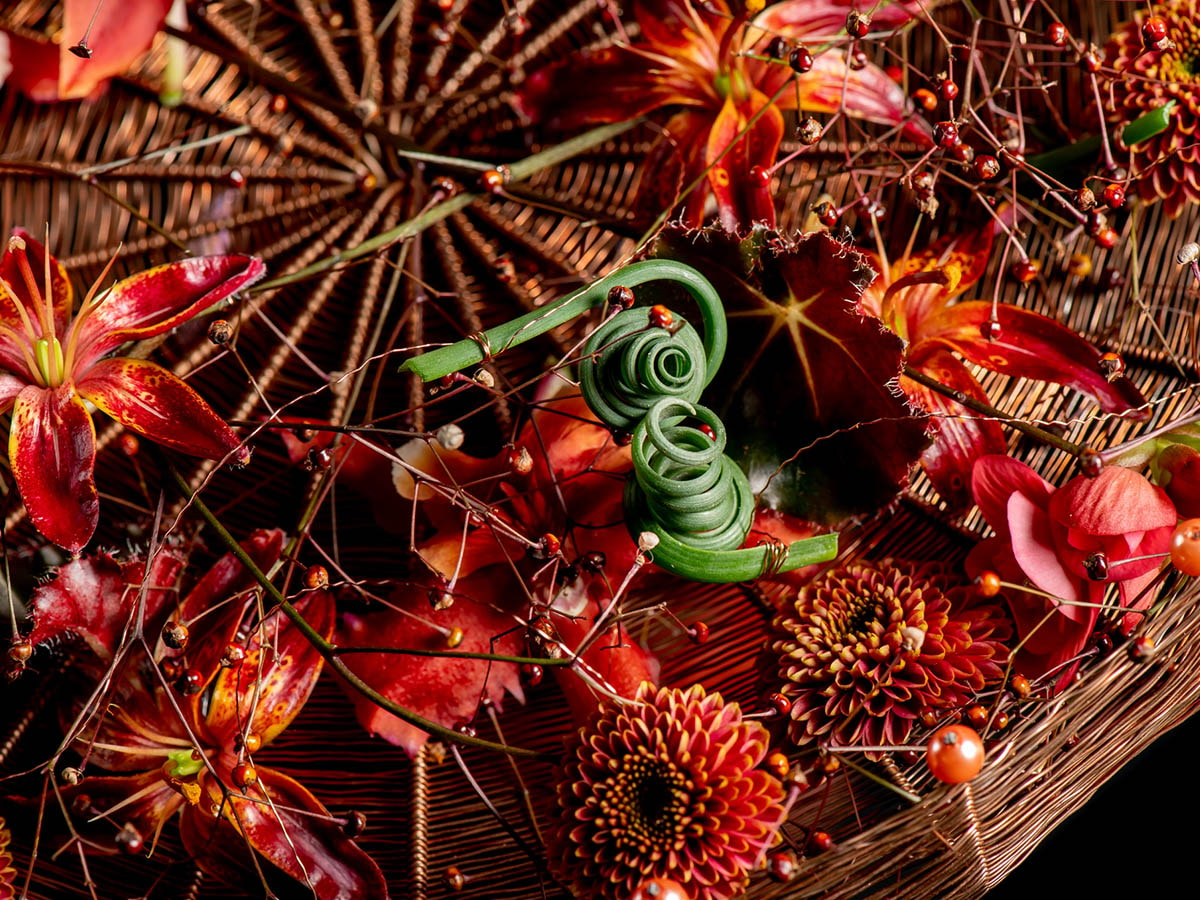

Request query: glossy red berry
[
  {"left": 689, "top": 621, "right": 710, "bottom": 644},
  {"left": 649, "top": 304, "right": 674, "bottom": 329},
  {"left": 949, "top": 142, "right": 975, "bottom": 164},
  {"left": 506, "top": 445, "right": 533, "bottom": 476},
  {"left": 630, "top": 879, "right": 688, "bottom": 900},
  {"left": 789, "top": 46, "right": 814, "bottom": 73},
  {"left": 480, "top": 167, "right": 508, "bottom": 193},
  {"left": 933, "top": 121, "right": 960, "bottom": 148},
  {"left": 974, "top": 154, "right": 1000, "bottom": 180},
  {"left": 1128, "top": 634, "right": 1156, "bottom": 661},
  {"left": 1102, "top": 183, "right": 1126, "bottom": 208},
  {"left": 765, "top": 750, "right": 791, "bottom": 780},
  {"left": 343, "top": 810, "right": 368, "bottom": 838},
  {"left": 765, "top": 36, "right": 789, "bottom": 59},
  {"left": 974, "top": 570, "right": 1002, "bottom": 597},
  {"left": 1009, "top": 673, "right": 1032, "bottom": 700},
  {"left": 1079, "top": 47, "right": 1101, "bottom": 73},
  {"left": 444, "top": 866, "right": 468, "bottom": 892},
  {"left": 748, "top": 165, "right": 772, "bottom": 188},
  {"left": 116, "top": 823, "right": 144, "bottom": 855},
  {"left": 938, "top": 79, "right": 959, "bottom": 101},
  {"left": 520, "top": 662, "right": 544, "bottom": 686},
  {"left": 766, "top": 692, "right": 793, "bottom": 718},
  {"left": 238, "top": 731, "right": 262, "bottom": 753},
  {"left": 303, "top": 564, "right": 330, "bottom": 590},
  {"left": 1094, "top": 227, "right": 1118, "bottom": 249},
  {"left": 1170, "top": 519, "right": 1200, "bottom": 575},
  {"left": 846, "top": 11, "right": 870, "bottom": 38},
  {"left": 161, "top": 621, "right": 189, "bottom": 650},
  {"left": 993, "top": 711, "right": 1011, "bottom": 730},
  {"left": 809, "top": 830, "right": 836, "bottom": 852},
  {"left": 797, "top": 116, "right": 822, "bottom": 145},
  {"left": 175, "top": 668, "right": 205, "bottom": 695},
  {"left": 697, "top": 423, "right": 716, "bottom": 440},
  {"left": 1011, "top": 258, "right": 1040, "bottom": 283},
  {"left": 1142, "top": 16, "right": 1169, "bottom": 47},
  {"left": 607, "top": 285, "right": 635, "bottom": 311},
  {"left": 232, "top": 763, "right": 258, "bottom": 789},
  {"left": 1077, "top": 449, "right": 1103, "bottom": 477},
  {"left": 1045, "top": 22, "right": 1068, "bottom": 47},
  {"left": 926, "top": 724, "right": 985, "bottom": 784},
  {"left": 912, "top": 88, "right": 937, "bottom": 112},
  {"left": 918, "top": 706, "right": 940, "bottom": 728},
  {"left": 965, "top": 704, "right": 988, "bottom": 728},
  {"left": 1083, "top": 551, "right": 1109, "bottom": 581},
  {"left": 767, "top": 849, "right": 798, "bottom": 882},
  {"left": 979, "top": 318, "right": 1002, "bottom": 341},
  {"left": 912, "top": 170, "right": 935, "bottom": 193}
]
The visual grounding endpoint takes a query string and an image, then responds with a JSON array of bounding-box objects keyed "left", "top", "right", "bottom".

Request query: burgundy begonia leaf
[
  {"left": 73, "top": 254, "right": 265, "bottom": 367},
  {"left": 10, "top": 383, "right": 99, "bottom": 553},
  {"left": 203, "top": 586, "right": 333, "bottom": 748},
  {"left": 650, "top": 225, "right": 930, "bottom": 524},
  {"left": 28, "top": 548, "right": 185, "bottom": 661},
  {"left": 336, "top": 579, "right": 525, "bottom": 757},
  {"left": 901, "top": 349, "right": 1007, "bottom": 507},
  {"left": 78, "top": 359, "right": 246, "bottom": 460},
  {"left": 188, "top": 767, "right": 389, "bottom": 900}
]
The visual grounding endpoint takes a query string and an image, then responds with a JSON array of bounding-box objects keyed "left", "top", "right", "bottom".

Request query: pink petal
[
  {"left": 753, "top": 0, "right": 924, "bottom": 39},
  {"left": 1048, "top": 466, "right": 1177, "bottom": 535},
  {"left": 336, "top": 578, "right": 525, "bottom": 757},
  {"left": 1006, "top": 492, "right": 1082, "bottom": 608},
  {"left": 58, "top": 0, "right": 175, "bottom": 101},
  {"left": 10, "top": 383, "right": 98, "bottom": 552},
  {"left": 970, "top": 454, "right": 1052, "bottom": 538},
  {"left": 798, "top": 51, "right": 932, "bottom": 145},
  {"left": 76, "top": 358, "right": 248, "bottom": 462},
  {"left": 185, "top": 768, "right": 389, "bottom": 900},
  {"left": 0, "top": 29, "right": 60, "bottom": 101},
  {"left": 0, "top": 373, "right": 27, "bottom": 412},
  {"left": 72, "top": 254, "right": 265, "bottom": 367}
]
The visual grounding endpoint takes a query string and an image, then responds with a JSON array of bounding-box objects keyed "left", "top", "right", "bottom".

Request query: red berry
[
  {"left": 303, "top": 564, "right": 330, "bottom": 590},
  {"left": 765, "top": 36, "right": 789, "bottom": 59},
  {"left": 689, "top": 621, "right": 710, "bottom": 644},
  {"left": 846, "top": 11, "right": 870, "bottom": 38},
  {"left": 789, "top": 46, "right": 814, "bottom": 73},
  {"left": 1170, "top": 519, "right": 1200, "bottom": 575},
  {"left": 993, "top": 711, "right": 1010, "bottom": 730},
  {"left": 1010, "top": 258, "right": 1040, "bottom": 283},
  {"left": 231, "top": 763, "right": 258, "bottom": 789},
  {"left": 938, "top": 79, "right": 959, "bottom": 101},
  {"left": 918, "top": 706, "right": 940, "bottom": 728},
  {"left": 965, "top": 704, "right": 988, "bottom": 728},
  {"left": 814, "top": 202, "right": 838, "bottom": 228},
  {"left": 343, "top": 810, "right": 368, "bottom": 838},
  {"left": 506, "top": 445, "right": 533, "bottom": 475},
  {"left": 698, "top": 423, "right": 716, "bottom": 440},
  {"left": 480, "top": 167, "right": 508, "bottom": 193},
  {"left": 1128, "top": 635, "right": 1156, "bottom": 661},
  {"left": 445, "top": 626, "right": 465, "bottom": 649},
  {"left": 974, "top": 571, "right": 1002, "bottom": 597},
  {"left": 444, "top": 866, "right": 468, "bottom": 892},
  {"left": 926, "top": 724, "right": 985, "bottom": 784},
  {"left": 630, "top": 879, "right": 688, "bottom": 900},
  {"left": 239, "top": 731, "right": 262, "bottom": 753},
  {"left": 1009, "top": 673, "right": 1032, "bottom": 700},
  {"left": 1142, "top": 16, "right": 1168, "bottom": 47},
  {"left": 1079, "top": 47, "right": 1101, "bottom": 73},
  {"left": 979, "top": 318, "right": 1002, "bottom": 341},
  {"left": 912, "top": 170, "right": 935, "bottom": 193},
  {"left": 765, "top": 692, "right": 793, "bottom": 718},
  {"left": 797, "top": 116, "right": 822, "bottom": 145},
  {"left": 1103, "top": 183, "right": 1126, "bottom": 208},
  {"left": 649, "top": 304, "right": 674, "bottom": 329},
  {"left": 949, "top": 142, "right": 975, "bottom": 164},
  {"left": 1077, "top": 449, "right": 1103, "bottom": 477},
  {"left": 1094, "top": 227, "right": 1118, "bottom": 249},
  {"left": 1045, "top": 22, "right": 1068, "bottom": 47},
  {"left": 912, "top": 88, "right": 937, "bottom": 112},
  {"left": 1083, "top": 551, "right": 1109, "bottom": 581},
  {"left": 765, "top": 750, "right": 790, "bottom": 780},
  {"left": 161, "top": 621, "right": 189, "bottom": 650},
  {"left": 607, "top": 285, "right": 635, "bottom": 310},
  {"left": 520, "top": 662, "right": 544, "bottom": 686},
  {"left": 974, "top": 154, "right": 1000, "bottom": 179},
  {"left": 175, "top": 668, "right": 205, "bottom": 695},
  {"left": 580, "top": 550, "right": 607, "bottom": 574},
  {"left": 810, "top": 830, "right": 836, "bottom": 852},
  {"left": 1098, "top": 351, "right": 1125, "bottom": 380},
  {"left": 767, "top": 849, "right": 798, "bottom": 882},
  {"left": 8, "top": 638, "right": 32, "bottom": 664},
  {"left": 748, "top": 165, "right": 772, "bottom": 188},
  {"left": 933, "top": 121, "right": 960, "bottom": 148}
]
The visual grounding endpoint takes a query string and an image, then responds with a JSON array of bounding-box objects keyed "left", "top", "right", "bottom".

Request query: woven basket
[{"left": 2, "top": 1, "right": 1200, "bottom": 898}]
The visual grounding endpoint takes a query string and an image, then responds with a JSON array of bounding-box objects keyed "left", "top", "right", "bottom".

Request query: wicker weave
[{"left": 2, "top": 1, "right": 1200, "bottom": 898}]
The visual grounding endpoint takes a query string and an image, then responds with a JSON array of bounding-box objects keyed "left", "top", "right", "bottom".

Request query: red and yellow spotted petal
[
  {"left": 1, "top": 228, "right": 73, "bottom": 337},
  {"left": 706, "top": 93, "right": 785, "bottom": 231},
  {"left": 10, "top": 383, "right": 98, "bottom": 553},
  {"left": 72, "top": 254, "right": 265, "bottom": 367},
  {"left": 798, "top": 50, "right": 932, "bottom": 145},
  {"left": 204, "top": 588, "right": 334, "bottom": 748},
  {"left": 76, "top": 358, "right": 248, "bottom": 462},
  {"left": 185, "top": 768, "right": 388, "bottom": 900}
]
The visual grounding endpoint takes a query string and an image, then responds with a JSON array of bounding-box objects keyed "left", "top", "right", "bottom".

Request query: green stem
[
  {"left": 1026, "top": 102, "right": 1175, "bottom": 178},
  {"left": 252, "top": 119, "right": 641, "bottom": 293},
  {"left": 902, "top": 365, "right": 1087, "bottom": 457},
  {"left": 167, "top": 466, "right": 549, "bottom": 760},
  {"left": 399, "top": 259, "right": 727, "bottom": 383}
]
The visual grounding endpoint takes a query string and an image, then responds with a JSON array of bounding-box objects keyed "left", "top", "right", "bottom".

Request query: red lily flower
[
  {"left": 0, "top": 0, "right": 173, "bottom": 101},
  {"left": 859, "top": 223, "right": 1148, "bottom": 508},
  {"left": 337, "top": 380, "right": 658, "bottom": 753},
  {"left": 30, "top": 531, "right": 388, "bottom": 898},
  {"left": 516, "top": 0, "right": 928, "bottom": 231},
  {"left": 967, "top": 456, "right": 1175, "bottom": 686},
  {"left": 0, "top": 229, "right": 263, "bottom": 552}
]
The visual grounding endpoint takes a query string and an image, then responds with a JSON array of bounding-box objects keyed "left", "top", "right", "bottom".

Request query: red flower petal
[
  {"left": 336, "top": 578, "right": 525, "bottom": 757},
  {"left": 1048, "top": 466, "right": 1176, "bottom": 535},
  {"left": 203, "top": 588, "right": 334, "bottom": 747},
  {"left": 799, "top": 50, "right": 932, "bottom": 145},
  {"left": 184, "top": 767, "right": 389, "bottom": 900},
  {"left": 76, "top": 358, "right": 247, "bottom": 461},
  {"left": 970, "top": 455, "right": 1052, "bottom": 540},
  {"left": 922, "top": 300, "right": 1149, "bottom": 416},
  {"left": 27, "top": 548, "right": 186, "bottom": 662},
  {"left": 57, "top": 0, "right": 175, "bottom": 100},
  {"left": 706, "top": 94, "right": 784, "bottom": 231},
  {"left": 59, "top": 772, "right": 183, "bottom": 855},
  {"left": 0, "top": 29, "right": 60, "bottom": 101},
  {"left": 903, "top": 350, "right": 1007, "bottom": 508},
  {"left": 72, "top": 254, "right": 265, "bottom": 367},
  {"left": 1007, "top": 491, "right": 1084, "bottom": 609},
  {"left": 2, "top": 228, "right": 73, "bottom": 337},
  {"left": 753, "top": 0, "right": 924, "bottom": 39},
  {"left": 10, "top": 383, "right": 98, "bottom": 552}
]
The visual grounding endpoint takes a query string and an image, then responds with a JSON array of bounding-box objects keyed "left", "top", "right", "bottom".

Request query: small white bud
[
  {"left": 1177, "top": 242, "right": 1200, "bottom": 265},
  {"left": 436, "top": 423, "right": 464, "bottom": 451},
  {"left": 637, "top": 531, "right": 660, "bottom": 552}
]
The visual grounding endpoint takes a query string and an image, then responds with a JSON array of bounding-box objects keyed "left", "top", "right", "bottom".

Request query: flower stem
[
  {"left": 902, "top": 365, "right": 1087, "bottom": 457},
  {"left": 166, "top": 466, "right": 550, "bottom": 761}
]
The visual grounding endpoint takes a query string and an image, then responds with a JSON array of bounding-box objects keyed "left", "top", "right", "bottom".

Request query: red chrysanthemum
[
  {"left": 552, "top": 683, "right": 783, "bottom": 900},
  {"left": 772, "top": 559, "right": 1011, "bottom": 749},
  {"left": 1104, "top": 1, "right": 1200, "bottom": 216}
]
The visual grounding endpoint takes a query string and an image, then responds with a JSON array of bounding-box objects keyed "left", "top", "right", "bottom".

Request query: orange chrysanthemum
[
  {"left": 1104, "top": 1, "right": 1200, "bottom": 216},
  {"left": 552, "top": 683, "right": 783, "bottom": 900},
  {"left": 772, "top": 559, "right": 1011, "bottom": 749}
]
